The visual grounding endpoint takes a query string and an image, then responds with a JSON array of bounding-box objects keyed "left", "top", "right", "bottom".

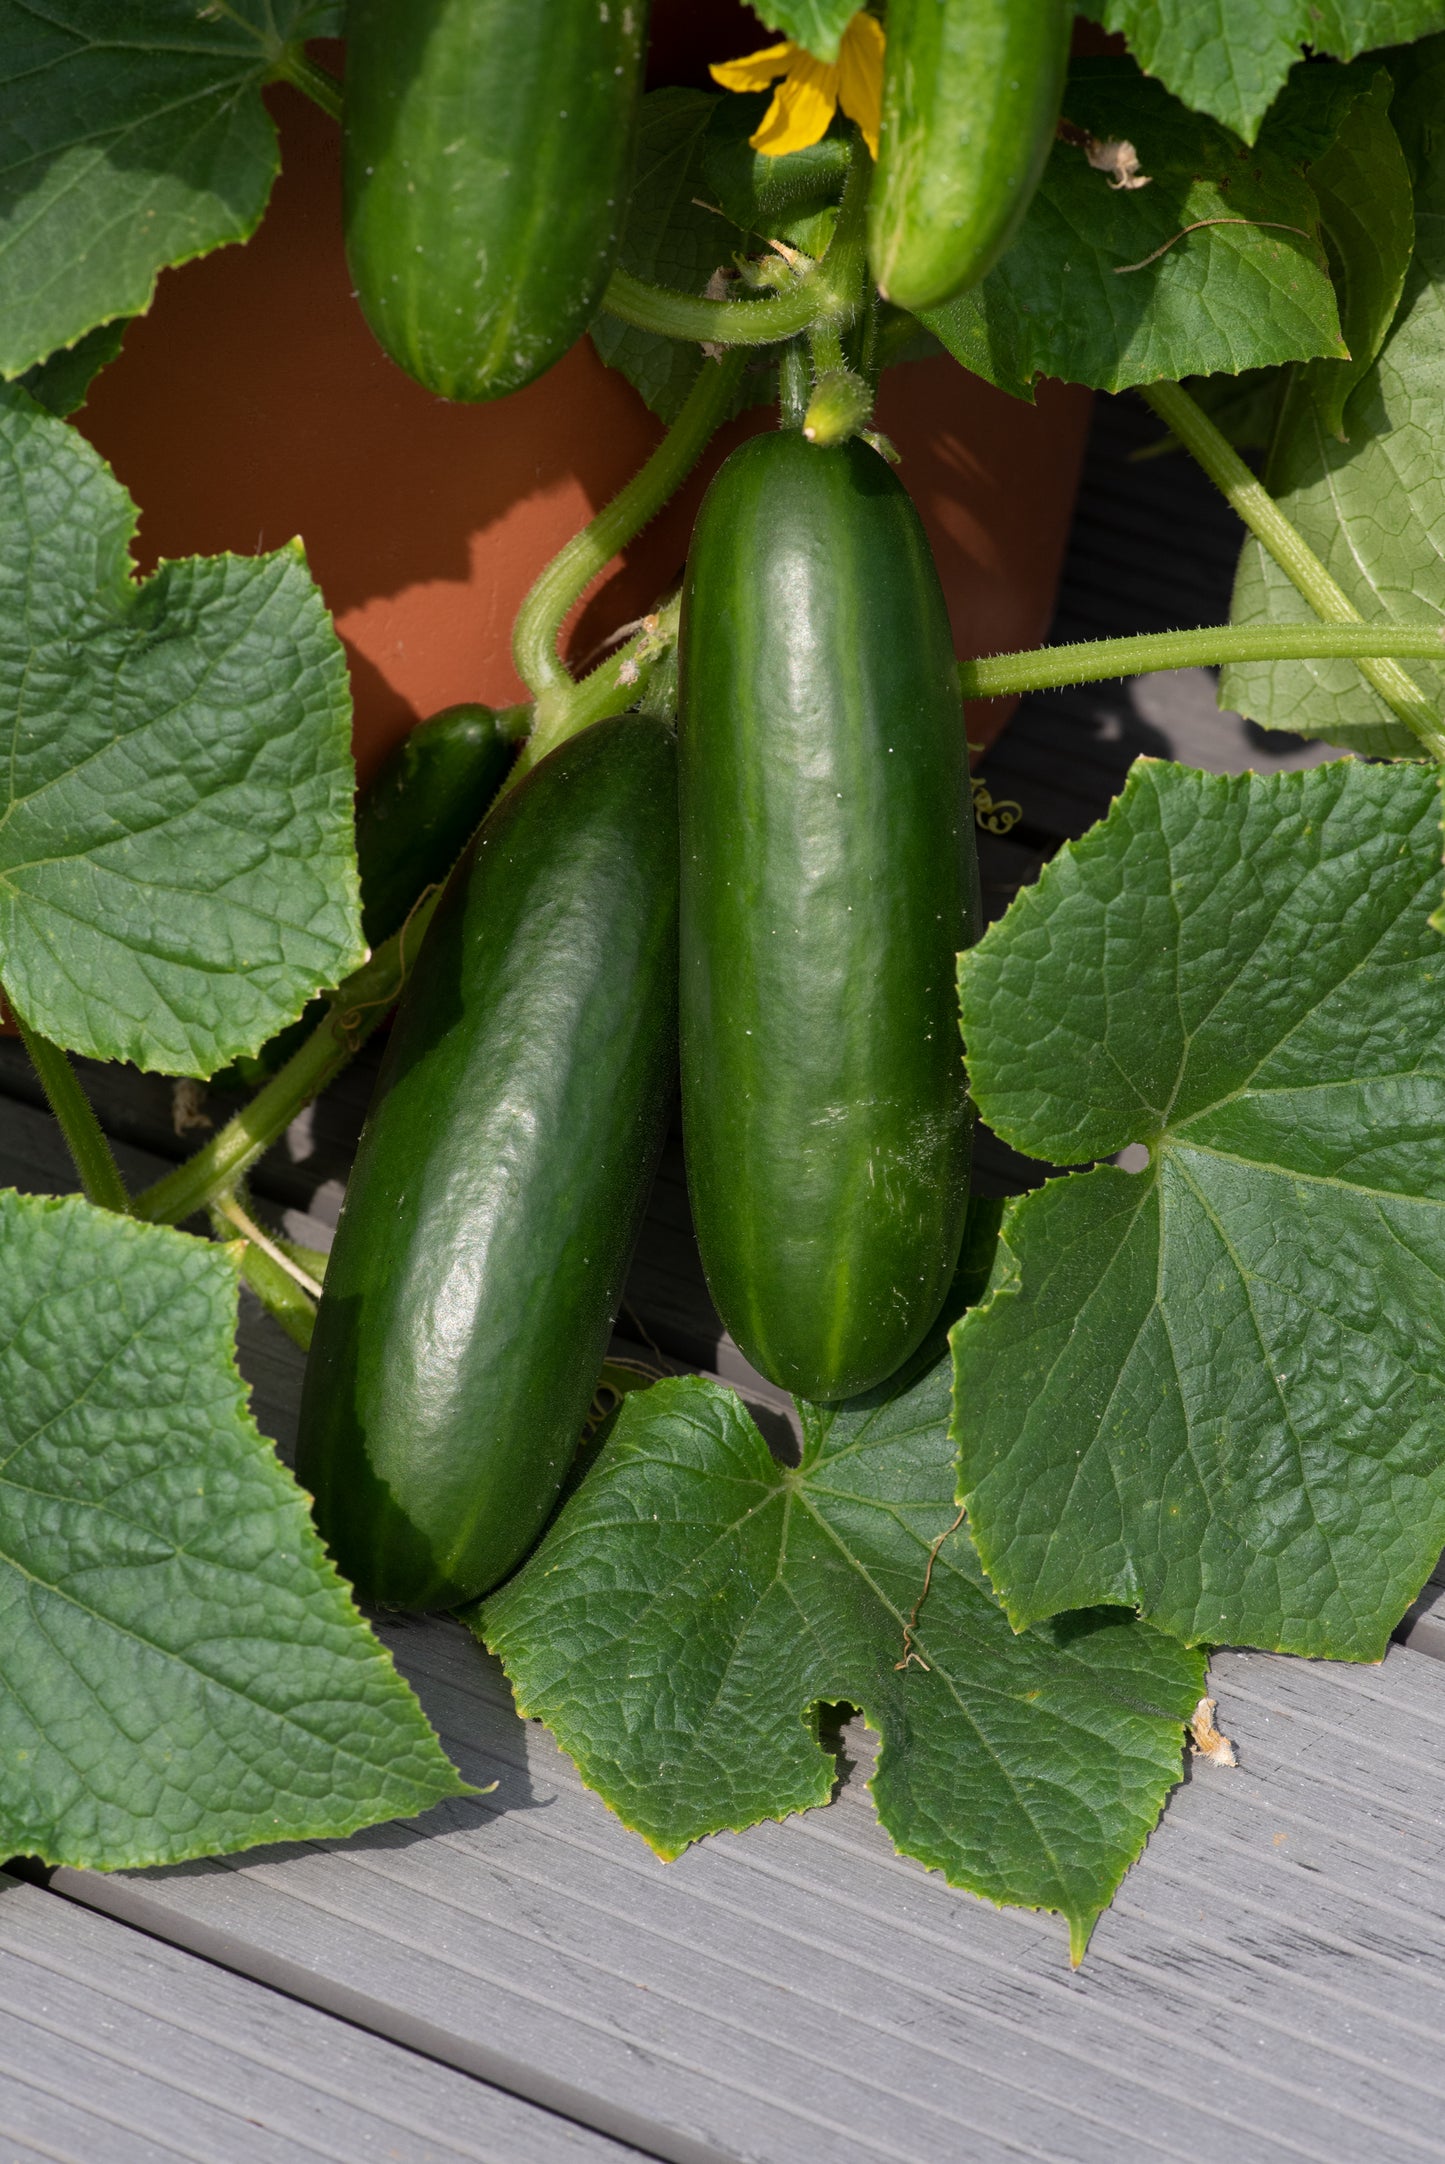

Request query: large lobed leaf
[
  {"left": 922, "top": 59, "right": 1348, "bottom": 398},
  {"left": 0, "top": 0, "right": 340, "bottom": 380},
  {"left": 0, "top": 386, "right": 362, "bottom": 1074},
  {"left": 483, "top": 1346, "right": 1204, "bottom": 1962},
  {"left": 0, "top": 1189, "right": 466, "bottom": 1868},
  {"left": 1224, "top": 41, "right": 1445, "bottom": 758},
  {"left": 954, "top": 758, "right": 1445, "bottom": 1664},
  {"left": 1080, "top": 0, "right": 1445, "bottom": 143}
]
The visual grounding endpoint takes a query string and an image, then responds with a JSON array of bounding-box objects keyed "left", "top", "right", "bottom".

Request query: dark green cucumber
[
  {"left": 868, "top": 0, "right": 1070, "bottom": 313},
  {"left": 355, "top": 702, "right": 519, "bottom": 948},
  {"left": 214, "top": 704, "right": 517, "bottom": 1088},
  {"left": 343, "top": 0, "right": 650, "bottom": 400},
  {"left": 678, "top": 429, "right": 976, "bottom": 1403},
  {"left": 296, "top": 717, "right": 678, "bottom": 1608}
]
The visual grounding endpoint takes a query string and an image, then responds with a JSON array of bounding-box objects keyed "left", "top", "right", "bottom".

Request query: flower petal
[
  {"left": 837, "top": 12, "right": 884, "bottom": 160},
  {"left": 749, "top": 52, "right": 839, "bottom": 157},
  {"left": 710, "top": 41, "right": 799, "bottom": 93}
]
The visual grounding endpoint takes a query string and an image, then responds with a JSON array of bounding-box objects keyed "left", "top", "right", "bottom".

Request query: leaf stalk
[
  {"left": 212, "top": 1194, "right": 318, "bottom": 1351},
  {"left": 1140, "top": 382, "right": 1445, "bottom": 759},
  {"left": 512, "top": 350, "right": 745, "bottom": 697},
  {"left": 508, "top": 597, "right": 683, "bottom": 790},
  {"left": 599, "top": 133, "right": 872, "bottom": 351},
  {"left": 131, "top": 894, "right": 444, "bottom": 1228},
  {"left": 960, "top": 622, "right": 1445, "bottom": 700},
  {"left": 11, "top": 1005, "right": 129, "bottom": 1213}
]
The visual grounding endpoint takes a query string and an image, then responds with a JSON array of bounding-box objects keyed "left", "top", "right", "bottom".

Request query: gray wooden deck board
[
  {"left": 0, "top": 1872, "right": 638, "bottom": 2164},
  {"left": 52, "top": 1618, "right": 1445, "bottom": 2164}
]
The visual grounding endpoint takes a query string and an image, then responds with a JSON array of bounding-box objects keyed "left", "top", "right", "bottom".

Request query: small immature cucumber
[
  {"left": 296, "top": 716, "right": 678, "bottom": 1608},
  {"left": 343, "top": 0, "right": 650, "bottom": 400},
  {"left": 678, "top": 429, "right": 977, "bottom": 1404},
  {"left": 355, "top": 703, "right": 519, "bottom": 948},
  {"left": 868, "top": 0, "right": 1071, "bottom": 313}
]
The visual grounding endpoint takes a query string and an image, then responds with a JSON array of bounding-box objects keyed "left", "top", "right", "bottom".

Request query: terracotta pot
[{"left": 79, "top": 34, "right": 1091, "bottom": 784}]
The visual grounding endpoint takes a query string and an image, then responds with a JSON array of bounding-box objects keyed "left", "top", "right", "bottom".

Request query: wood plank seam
[{"left": 45, "top": 1873, "right": 718, "bottom": 2164}]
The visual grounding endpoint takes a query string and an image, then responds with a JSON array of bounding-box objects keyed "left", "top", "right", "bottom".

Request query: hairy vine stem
[
  {"left": 213, "top": 1194, "right": 318, "bottom": 1351},
  {"left": 513, "top": 350, "right": 746, "bottom": 697},
  {"left": 131, "top": 894, "right": 444, "bottom": 1228},
  {"left": 603, "top": 266, "right": 828, "bottom": 348},
  {"left": 214, "top": 1190, "right": 324, "bottom": 1299},
  {"left": 11, "top": 1005, "right": 130, "bottom": 1213},
  {"left": 600, "top": 133, "right": 872, "bottom": 350},
  {"left": 1141, "top": 382, "right": 1445, "bottom": 758},
  {"left": 509, "top": 596, "right": 682, "bottom": 789},
  {"left": 960, "top": 622, "right": 1445, "bottom": 700}
]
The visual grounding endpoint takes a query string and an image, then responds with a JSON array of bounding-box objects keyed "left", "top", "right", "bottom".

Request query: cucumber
[
  {"left": 296, "top": 716, "right": 678, "bottom": 1608},
  {"left": 343, "top": 0, "right": 650, "bottom": 400},
  {"left": 868, "top": 0, "right": 1070, "bottom": 314},
  {"left": 355, "top": 702, "right": 519, "bottom": 948},
  {"left": 678, "top": 429, "right": 977, "bottom": 1403},
  {"left": 213, "top": 703, "right": 517, "bottom": 1089}
]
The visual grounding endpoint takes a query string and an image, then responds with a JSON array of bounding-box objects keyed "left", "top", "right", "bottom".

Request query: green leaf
[
  {"left": 19, "top": 320, "right": 130, "bottom": 419},
  {"left": 482, "top": 1348, "right": 1205, "bottom": 1961},
  {"left": 0, "top": 387, "right": 362, "bottom": 1076},
  {"left": 1296, "top": 73, "right": 1415, "bottom": 437},
  {"left": 593, "top": 90, "right": 748, "bottom": 421},
  {"left": 921, "top": 59, "right": 1347, "bottom": 398},
  {"left": 0, "top": 1, "right": 338, "bottom": 378},
  {"left": 749, "top": 0, "right": 857, "bottom": 61},
  {"left": 1224, "top": 42, "right": 1445, "bottom": 756},
  {"left": 0, "top": 1189, "right": 467, "bottom": 1869},
  {"left": 953, "top": 758, "right": 1445, "bottom": 1665},
  {"left": 1079, "top": 0, "right": 1445, "bottom": 142},
  {"left": 593, "top": 89, "right": 786, "bottom": 422}
]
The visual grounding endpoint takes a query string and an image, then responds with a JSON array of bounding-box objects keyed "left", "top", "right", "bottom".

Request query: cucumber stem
[
  {"left": 1141, "top": 382, "right": 1445, "bottom": 758},
  {"left": 513, "top": 351, "right": 746, "bottom": 697},
  {"left": 214, "top": 1191, "right": 324, "bottom": 1300},
  {"left": 510, "top": 596, "right": 683, "bottom": 788},
  {"left": 960, "top": 621, "right": 1445, "bottom": 700},
  {"left": 214, "top": 1197, "right": 318, "bottom": 1351},
  {"left": 131, "top": 894, "right": 444, "bottom": 1228},
  {"left": 808, "top": 322, "right": 847, "bottom": 376},
  {"left": 11, "top": 1004, "right": 130, "bottom": 1213},
  {"left": 604, "top": 268, "right": 828, "bottom": 348},
  {"left": 779, "top": 340, "right": 811, "bottom": 427},
  {"left": 601, "top": 134, "right": 872, "bottom": 351}
]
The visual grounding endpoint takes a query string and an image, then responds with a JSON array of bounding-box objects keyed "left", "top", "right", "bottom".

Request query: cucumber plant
[{"left": 4, "top": 0, "right": 1445, "bottom": 1958}]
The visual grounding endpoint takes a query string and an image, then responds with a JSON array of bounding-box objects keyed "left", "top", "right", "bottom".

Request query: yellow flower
[{"left": 710, "top": 11, "right": 884, "bottom": 161}]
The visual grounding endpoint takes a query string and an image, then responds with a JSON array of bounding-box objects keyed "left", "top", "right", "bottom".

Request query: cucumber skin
[
  {"left": 343, "top": 0, "right": 649, "bottom": 401},
  {"left": 678, "top": 431, "right": 977, "bottom": 1403},
  {"left": 356, "top": 703, "right": 517, "bottom": 948},
  {"left": 868, "top": 0, "right": 1071, "bottom": 314},
  {"left": 296, "top": 717, "right": 679, "bottom": 1609}
]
